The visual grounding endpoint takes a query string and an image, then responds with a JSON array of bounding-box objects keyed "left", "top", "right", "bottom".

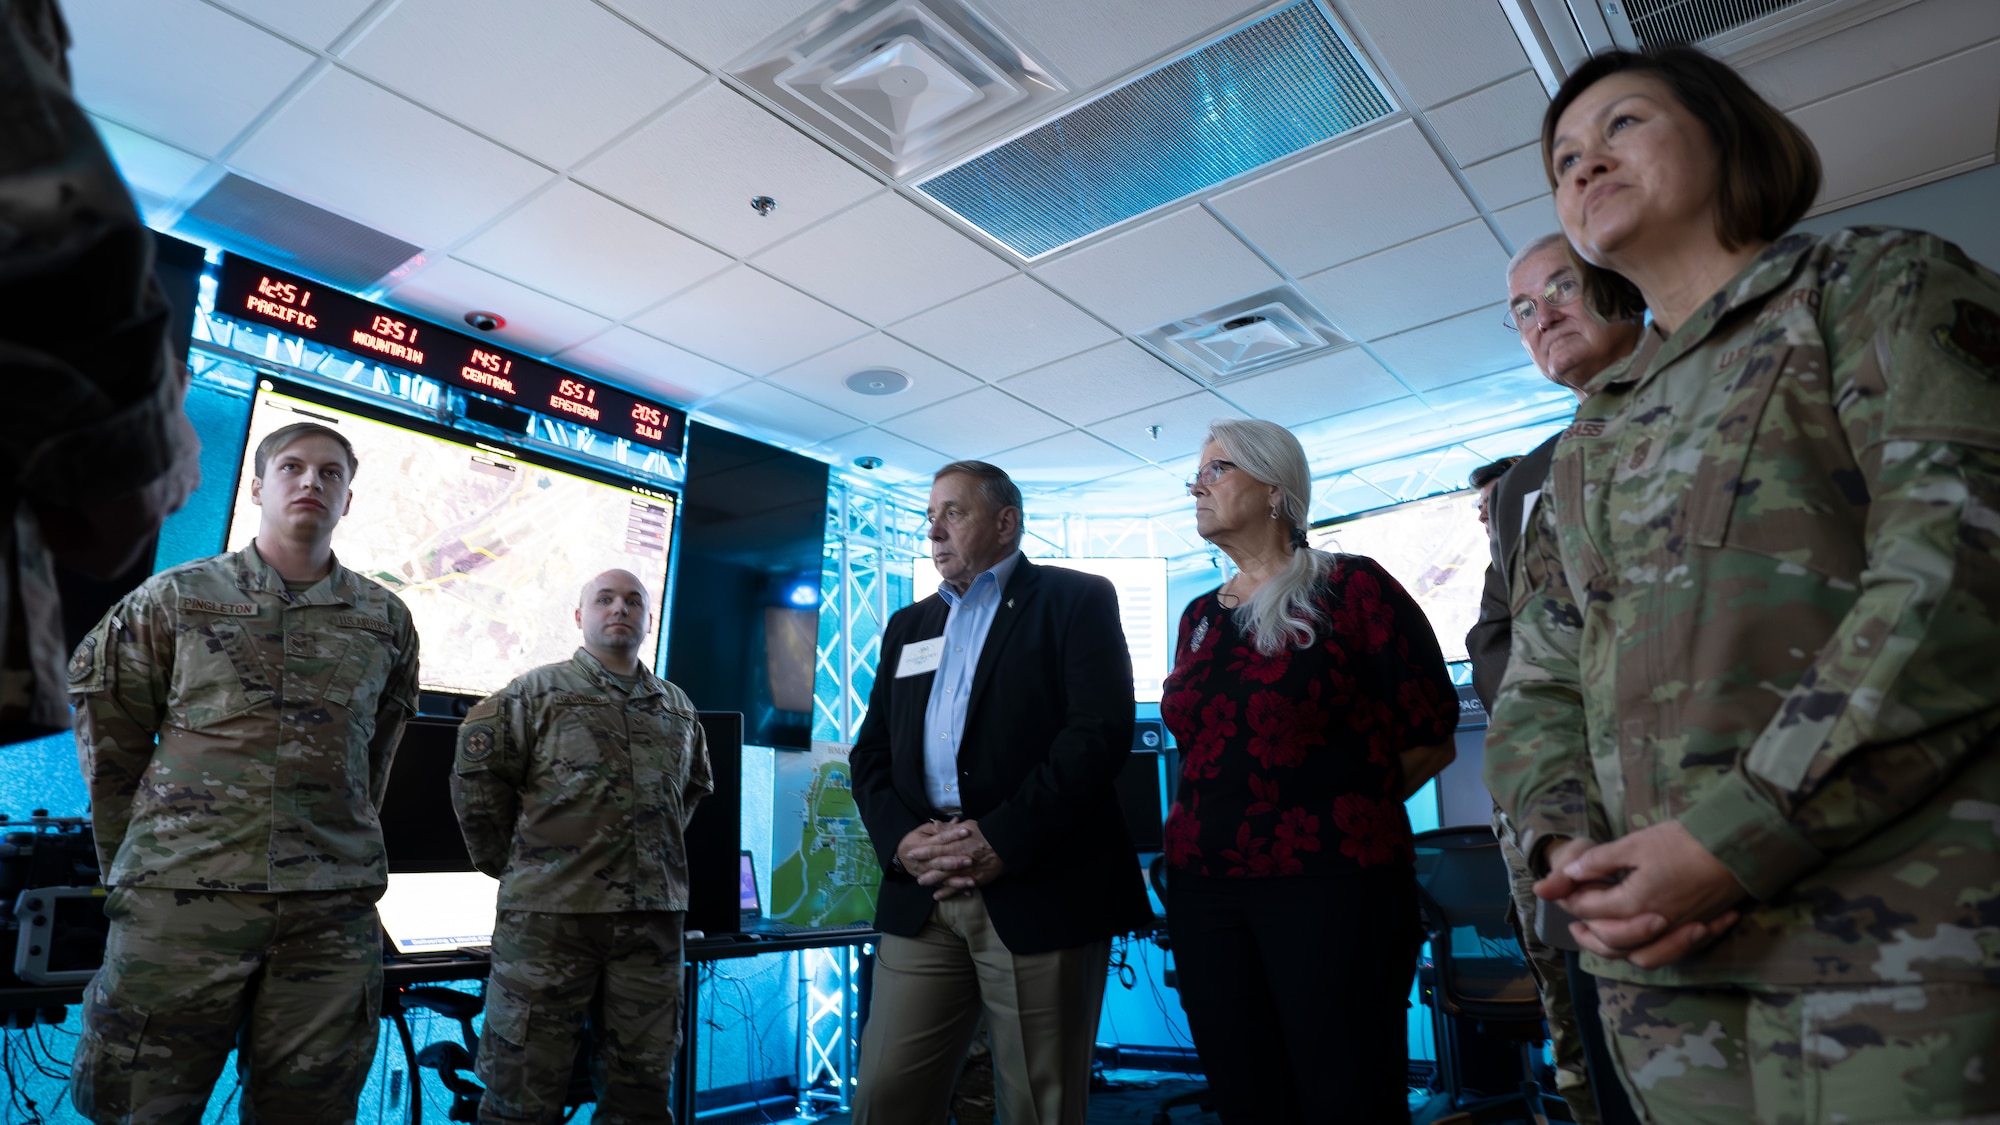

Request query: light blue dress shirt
[{"left": 922, "top": 551, "right": 1021, "bottom": 811}]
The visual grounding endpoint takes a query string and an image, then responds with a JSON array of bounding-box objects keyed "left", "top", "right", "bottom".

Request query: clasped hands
[
  {"left": 1535, "top": 820, "right": 1747, "bottom": 970},
  {"left": 896, "top": 820, "right": 1004, "bottom": 901}
]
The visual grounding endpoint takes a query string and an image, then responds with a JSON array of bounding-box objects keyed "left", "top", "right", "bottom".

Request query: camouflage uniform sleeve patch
[
  {"left": 1932, "top": 299, "right": 2000, "bottom": 379},
  {"left": 69, "top": 634, "right": 101, "bottom": 688},
  {"left": 459, "top": 724, "right": 496, "bottom": 763}
]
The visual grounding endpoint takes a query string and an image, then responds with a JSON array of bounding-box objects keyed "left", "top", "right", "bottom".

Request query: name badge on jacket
[{"left": 896, "top": 637, "right": 945, "bottom": 678}]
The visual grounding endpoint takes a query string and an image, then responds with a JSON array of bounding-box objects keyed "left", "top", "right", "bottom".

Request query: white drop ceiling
[{"left": 67, "top": 0, "right": 2000, "bottom": 530}]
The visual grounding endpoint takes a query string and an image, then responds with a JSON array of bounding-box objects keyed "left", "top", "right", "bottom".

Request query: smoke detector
[{"left": 844, "top": 368, "right": 911, "bottom": 396}]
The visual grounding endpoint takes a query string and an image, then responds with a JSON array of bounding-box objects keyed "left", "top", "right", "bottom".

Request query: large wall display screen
[
  {"left": 226, "top": 379, "right": 677, "bottom": 699},
  {"left": 217, "top": 254, "right": 687, "bottom": 454},
  {"left": 913, "top": 557, "right": 1171, "bottom": 703},
  {"left": 1311, "top": 489, "right": 1487, "bottom": 665}
]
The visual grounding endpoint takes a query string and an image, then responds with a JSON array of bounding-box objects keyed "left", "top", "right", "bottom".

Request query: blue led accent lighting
[{"left": 917, "top": 2, "right": 1394, "bottom": 258}]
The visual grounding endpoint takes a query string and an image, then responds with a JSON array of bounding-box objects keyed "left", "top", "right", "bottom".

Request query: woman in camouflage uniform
[{"left": 1482, "top": 46, "right": 2000, "bottom": 1123}]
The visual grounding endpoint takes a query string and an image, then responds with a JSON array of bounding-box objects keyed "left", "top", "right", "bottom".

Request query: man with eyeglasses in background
[{"left": 1465, "top": 233, "right": 1645, "bottom": 1125}]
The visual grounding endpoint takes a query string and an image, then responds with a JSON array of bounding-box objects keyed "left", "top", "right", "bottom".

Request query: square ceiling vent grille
[
  {"left": 915, "top": 2, "right": 1395, "bottom": 259},
  {"left": 1139, "top": 286, "right": 1350, "bottom": 386},
  {"left": 732, "top": 0, "right": 1067, "bottom": 180}
]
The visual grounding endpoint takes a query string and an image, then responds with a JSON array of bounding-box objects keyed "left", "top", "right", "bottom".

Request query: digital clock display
[{"left": 218, "top": 254, "right": 686, "bottom": 453}]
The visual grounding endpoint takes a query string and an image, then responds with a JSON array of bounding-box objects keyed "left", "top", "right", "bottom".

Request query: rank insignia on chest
[
  {"left": 1189, "top": 616, "right": 1210, "bottom": 653},
  {"left": 461, "top": 726, "right": 495, "bottom": 762},
  {"left": 1934, "top": 299, "right": 2000, "bottom": 379}
]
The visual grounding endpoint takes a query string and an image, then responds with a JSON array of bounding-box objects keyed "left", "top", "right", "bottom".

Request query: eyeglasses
[
  {"left": 1185, "top": 460, "right": 1237, "bottom": 493},
  {"left": 1503, "top": 273, "right": 1582, "bottom": 332}
]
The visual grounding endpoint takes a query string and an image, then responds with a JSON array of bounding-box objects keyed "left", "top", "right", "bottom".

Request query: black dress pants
[{"left": 1168, "top": 869, "right": 1422, "bottom": 1125}]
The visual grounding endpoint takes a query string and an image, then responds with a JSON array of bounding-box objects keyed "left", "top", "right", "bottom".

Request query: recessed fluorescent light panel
[{"left": 916, "top": 2, "right": 1396, "bottom": 259}]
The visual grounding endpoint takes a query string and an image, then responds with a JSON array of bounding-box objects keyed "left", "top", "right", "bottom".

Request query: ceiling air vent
[
  {"left": 730, "top": 0, "right": 1066, "bottom": 179},
  {"left": 1139, "top": 286, "right": 1350, "bottom": 387},
  {"left": 915, "top": 1, "right": 1395, "bottom": 259},
  {"left": 1504, "top": 0, "right": 1912, "bottom": 85},
  {"left": 175, "top": 174, "right": 421, "bottom": 291}
]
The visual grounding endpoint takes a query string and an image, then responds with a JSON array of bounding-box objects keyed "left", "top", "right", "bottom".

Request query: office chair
[
  {"left": 386, "top": 984, "right": 596, "bottom": 1123},
  {"left": 1145, "top": 855, "right": 1215, "bottom": 1125},
  {"left": 1410, "top": 826, "right": 1571, "bottom": 1125}
]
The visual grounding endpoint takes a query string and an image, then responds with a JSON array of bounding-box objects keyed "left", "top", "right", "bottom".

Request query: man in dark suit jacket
[
  {"left": 849, "top": 460, "right": 1151, "bottom": 1125},
  {"left": 1465, "top": 232, "right": 1643, "bottom": 1125}
]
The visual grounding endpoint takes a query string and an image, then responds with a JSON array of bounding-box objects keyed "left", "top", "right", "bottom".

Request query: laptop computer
[
  {"left": 736, "top": 850, "right": 871, "bottom": 938},
  {"left": 379, "top": 870, "right": 501, "bottom": 957}
]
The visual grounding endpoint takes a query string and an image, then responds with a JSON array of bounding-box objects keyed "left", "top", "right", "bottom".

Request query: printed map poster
[{"left": 769, "top": 740, "right": 880, "bottom": 926}]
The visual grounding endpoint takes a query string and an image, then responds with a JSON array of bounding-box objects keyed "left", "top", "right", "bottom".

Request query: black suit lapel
[{"left": 965, "top": 558, "right": 1038, "bottom": 723}]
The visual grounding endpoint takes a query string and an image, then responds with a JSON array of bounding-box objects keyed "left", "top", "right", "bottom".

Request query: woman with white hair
[{"left": 1163, "top": 418, "right": 1459, "bottom": 1123}]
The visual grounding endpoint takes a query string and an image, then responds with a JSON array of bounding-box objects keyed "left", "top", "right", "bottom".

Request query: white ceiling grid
[{"left": 62, "top": 0, "right": 2000, "bottom": 523}]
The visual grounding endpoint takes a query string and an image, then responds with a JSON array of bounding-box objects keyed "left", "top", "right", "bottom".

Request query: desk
[{"left": 2, "top": 928, "right": 878, "bottom": 1122}]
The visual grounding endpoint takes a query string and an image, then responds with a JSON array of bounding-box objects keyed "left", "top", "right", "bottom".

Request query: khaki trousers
[{"left": 854, "top": 891, "right": 1109, "bottom": 1125}]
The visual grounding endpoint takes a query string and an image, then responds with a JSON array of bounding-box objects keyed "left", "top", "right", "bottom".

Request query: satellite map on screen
[
  {"left": 1312, "top": 490, "right": 1487, "bottom": 664},
  {"left": 228, "top": 385, "right": 676, "bottom": 697}
]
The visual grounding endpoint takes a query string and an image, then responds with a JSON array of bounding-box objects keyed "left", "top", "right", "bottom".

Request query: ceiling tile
[
  {"left": 341, "top": 0, "right": 704, "bottom": 169},
  {"left": 1350, "top": 444, "right": 1488, "bottom": 502},
  {"left": 1421, "top": 365, "right": 1570, "bottom": 424},
  {"left": 753, "top": 194, "right": 1014, "bottom": 325},
  {"left": 577, "top": 83, "right": 883, "bottom": 258},
  {"left": 232, "top": 69, "right": 552, "bottom": 246},
  {"left": 1463, "top": 143, "right": 1548, "bottom": 210},
  {"left": 209, "top": 0, "right": 377, "bottom": 48},
  {"left": 698, "top": 382, "right": 864, "bottom": 446},
  {"left": 999, "top": 343, "right": 1203, "bottom": 425},
  {"left": 1033, "top": 208, "right": 1279, "bottom": 333},
  {"left": 628, "top": 267, "right": 868, "bottom": 374},
  {"left": 1342, "top": 0, "right": 1527, "bottom": 110},
  {"left": 386, "top": 258, "right": 611, "bottom": 355},
  {"left": 597, "top": 0, "right": 824, "bottom": 68},
  {"left": 981, "top": 0, "right": 1253, "bottom": 88},
  {"left": 1492, "top": 196, "right": 1559, "bottom": 255},
  {"left": 808, "top": 428, "right": 951, "bottom": 484},
  {"left": 1789, "top": 40, "right": 2000, "bottom": 208},
  {"left": 1025, "top": 464, "right": 1189, "bottom": 516},
  {"left": 1309, "top": 472, "right": 1399, "bottom": 523},
  {"left": 1207, "top": 121, "right": 1476, "bottom": 275},
  {"left": 1741, "top": 0, "right": 2000, "bottom": 111},
  {"left": 1292, "top": 396, "right": 1443, "bottom": 472},
  {"left": 877, "top": 387, "right": 1067, "bottom": 459},
  {"left": 887, "top": 275, "right": 1115, "bottom": 381},
  {"left": 554, "top": 327, "right": 751, "bottom": 406},
  {"left": 1085, "top": 391, "right": 1247, "bottom": 463},
  {"left": 1462, "top": 418, "right": 1570, "bottom": 462},
  {"left": 68, "top": 0, "right": 314, "bottom": 157},
  {"left": 981, "top": 429, "right": 1147, "bottom": 484},
  {"left": 1212, "top": 348, "right": 1408, "bottom": 427},
  {"left": 765, "top": 334, "right": 983, "bottom": 423},
  {"left": 1368, "top": 304, "right": 1527, "bottom": 392},
  {"left": 90, "top": 115, "right": 210, "bottom": 204},
  {"left": 1299, "top": 219, "right": 1509, "bottom": 340},
  {"left": 1426, "top": 72, "right": 1548, "bottom": 168},
  {"left": 456, "top": 182, "right": 732, "bottom": 319}
]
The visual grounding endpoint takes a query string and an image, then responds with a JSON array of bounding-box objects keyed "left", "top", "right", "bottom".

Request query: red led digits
[
  {"left": 461, "top": 348, "right": 518, "bottom": 396},
  {"left": 243, "top": 274, "right": 319, "bottom": 329}
]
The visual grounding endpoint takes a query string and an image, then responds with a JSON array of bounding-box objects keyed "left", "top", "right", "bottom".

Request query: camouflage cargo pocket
[
  {"left": 172, "top": 617, "right": 275, "bottom": 723},
  {"left": 80, "top": 988, "right": 147, "bottom": 1066}
]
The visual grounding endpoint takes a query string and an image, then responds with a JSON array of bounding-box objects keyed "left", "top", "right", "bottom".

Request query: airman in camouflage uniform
[
  {"left": 1485, "top": 227, "right": 2000, "bottom": 1123},
  {"left": 70, "top": 422, "right": 419, "bottom": 1123},
  {"left": 452, "top": 569, "right": 711, "bottom": 1125}
]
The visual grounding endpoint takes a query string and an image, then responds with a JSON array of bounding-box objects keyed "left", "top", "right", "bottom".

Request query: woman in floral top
[{"left": 1164, "top": 419, "right": 1458, "bottom": 1124}]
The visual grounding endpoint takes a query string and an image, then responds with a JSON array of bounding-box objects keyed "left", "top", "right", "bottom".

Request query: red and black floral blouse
[{"left": 1160, "top": 555, "right": 1457, "bottom": 877}]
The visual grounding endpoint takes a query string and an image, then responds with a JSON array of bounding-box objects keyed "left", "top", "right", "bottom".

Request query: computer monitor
[
  {"left": 1312, "top": 490, "right": 1488, "bottom": 664},
  {"left": 739, "top": 851, "right": 761, "bottom": 915}
]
